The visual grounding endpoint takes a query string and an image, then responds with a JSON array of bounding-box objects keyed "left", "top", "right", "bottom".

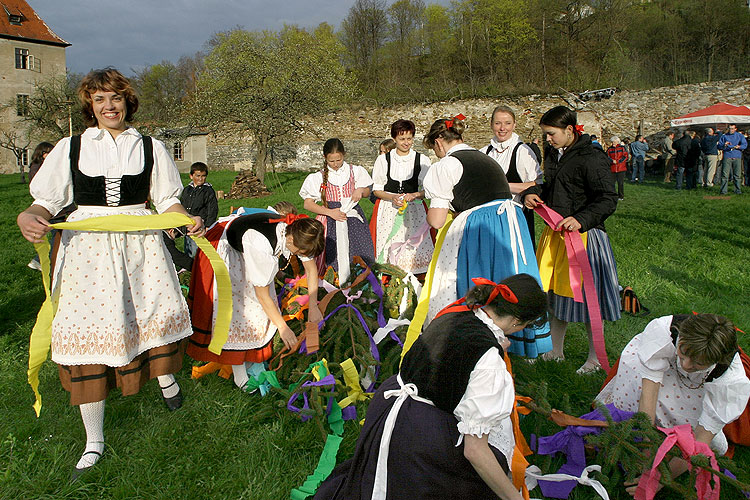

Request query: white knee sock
[
  {"left": 77, "top": 400, "right": 105, "bottom": 469},
  {"left": 157, "top": 374, "right": 180, "bottom": 398},
  {"left": 232, "top": 363, "right": 249, "bottom": 389}
]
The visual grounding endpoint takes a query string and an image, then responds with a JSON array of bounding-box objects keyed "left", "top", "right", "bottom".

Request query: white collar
[
  {"left": 490, "top": 133, "right": 519, "bottom": 151},
  {"left": 446, "top": 143, "right": 473, "bottom": 155},
  {"left": 83, "top": 126, "right": 140, "bottom": 140},
  {"left": 474, "top": 308, "right": 508, "bottom": 344},
  {"left": 390, "top": 149, "right": 415, "bottom": 162}
]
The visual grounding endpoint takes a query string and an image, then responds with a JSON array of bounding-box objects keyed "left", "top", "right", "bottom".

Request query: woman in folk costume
[
  {"left": 187, "top": 206, "right": 325, "bottom": 391},
  {"left": 300, "top": 138, "right": 375, "bottom": 284},
  {"left": 596, "top": 313, "right": 750, "bottom": 495},
  {"left": 420, "top": 116, "right": 551, "bottom": 358},
  {"left": 370, "top": 119, "right": 434, "bottom": 275},
  {"left": 17, "top": 68, "right": 204, "bottom": 478},
  {"left": 480, "top": 105, "right": 543, "bottom": 246},
  {"left": 314, "top": 274, "right": 547, "bottom": 500},
  {"left": 522, "top": 106, "right": 620, "bottom": 374}
]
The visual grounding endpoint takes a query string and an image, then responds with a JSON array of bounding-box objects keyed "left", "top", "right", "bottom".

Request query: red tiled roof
[{"left": 0, "top": 0, "right": 69, "bottom": 46}]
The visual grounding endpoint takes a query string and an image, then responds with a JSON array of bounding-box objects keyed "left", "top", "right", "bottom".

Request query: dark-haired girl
[
  {"left": 597, "top": 314, "right": 750, "bottom": 495},
  {"left": 300, "top": 138, "right": 375, "bottom": 283},
  {"left": 419, "top": 117, "right": 551, "bottom": 358},
  {"left": 314, "top": 274, "right": 547, "bottom": 500},
  {"left": 522, "top": 105, "right": 619, "bottom": 373},
  {"left": 17, "top": 68, "right": 204, "bottom": 476},
  {"left": 370, "top": 119, "right": 434, "bottom": 274},
  {"left": 187, "top": 207, "right": 325, "bottom": 391}
]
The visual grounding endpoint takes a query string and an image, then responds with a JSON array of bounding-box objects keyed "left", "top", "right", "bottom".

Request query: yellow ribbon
[
  {"left": 400, "top": 213, "right": 454, "bottom": 364},
  {"left": 337, "top": 358, "right": 372, "bottom": 409},
  {"left": 28, "top": 212, "right": 232, "bottom": 416},
  {"left": 311, "top": 358, "right": 330, "bottom": 381}
]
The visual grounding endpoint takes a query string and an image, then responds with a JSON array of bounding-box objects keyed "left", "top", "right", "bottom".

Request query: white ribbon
[
  {"left": 525, "top": 464, "right": 611, "bottom": 500},
  {"left": 496, "top": 199, "right": 527, "bottom": 274},
  {"left": 334, "top": 198, "right": 363, "bottom": 284},
  {"left": 371, "top": 374, "right": 434, "bottom": 500},
  {"left": 373, "top": 318, "right": 411, "bottom": 344}
]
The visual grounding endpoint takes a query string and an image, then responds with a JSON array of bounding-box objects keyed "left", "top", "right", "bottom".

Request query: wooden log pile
[{"left": 227, "top": 170, "right": 271, "bottom": 199}]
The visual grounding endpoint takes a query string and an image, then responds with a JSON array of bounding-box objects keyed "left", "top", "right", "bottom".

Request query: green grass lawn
[{"left": 1, "top": 170, "right": 749, "bottom": 499}]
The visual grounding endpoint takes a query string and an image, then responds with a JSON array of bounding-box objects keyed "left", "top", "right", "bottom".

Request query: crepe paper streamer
[
  {"left": 289, "top": 434, "right": 344, "bottom": 500},
  {"left": 397, "top": 199, "right": 408, "bottom": 215},
  {"left": 388, "top": 221, "right": 431, "bottom": 266},
  {"left": 338, "top": 358, "right": 372, "bottom": 409},
  {"left": 377, "top": 208, "right": 406, "bottom": 262},
  {"left": 502, "top": 353, "right": 534, "bottom": 499},
  {"left": 27, "top": 212, "right": 232, "bottom": 416},
  {"left": 191, "top": 362, "right": 233, "bottom": 380},
  {"left": 535, "top": 404, "right": 635, "bottom": 499},
  {"left": 401, "top": 212, "right": 454, "bottom": 364},
  {"left": 373, "top": 318, "right": 410, "bottom": 346},
  {"left": 549, "top": 409, "right": 609, "bottom": 428},
  {"left": 533, "top": 205, "right": 610, "bottom": 372},
  {"left": 635, "top": 424, "right": 720, "bottom": 500},
  {"left": 244, "top": 366, "right": 281, "bottom": 397},
  {"left": 525, "top": 465, "right": 611, "bottom": 500},
  {"left": 722, "top": 470, "right": 750, "bottom": 499}
]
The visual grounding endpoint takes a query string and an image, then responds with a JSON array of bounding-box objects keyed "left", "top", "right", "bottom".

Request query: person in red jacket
[{"left": 606, "top": 136, "right": 628, "bottom": 201}]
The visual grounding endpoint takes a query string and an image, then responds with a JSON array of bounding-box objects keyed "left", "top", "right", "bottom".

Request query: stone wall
[{"left": 206, "top": 78, "right": 750, "bottom": 172}]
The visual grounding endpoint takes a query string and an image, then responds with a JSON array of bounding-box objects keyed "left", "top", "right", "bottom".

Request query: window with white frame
[
  {"left": 15, "top": 48, "right": 28, "bottom": 69},
  {"left": 16, "top": 94, "right": 29, "bottom": 116},
  {"left": 17, "top": 148, "right": 29, "bottom": 167},
  {"left": 173, "top": 141, "right": 183, "bottom": 161}
]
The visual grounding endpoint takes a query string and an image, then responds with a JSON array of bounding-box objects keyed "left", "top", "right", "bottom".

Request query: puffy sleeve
[
  {"left": 150, "top": 138, "right": 184, "bottom": 213},
  {"left": 423, "top": 156, "right": 463, "bottom": 210},
  {"left": 517, "top": 144, "right": 543, "bottom": 184},
  {"left": 241, "top": 230, "right": 278, "bottom": 287},
  {"left": 352, "top": 164, "right": 373, "bottom": 189},
  {"left": 371, "top": 155, "right": 388, "bottom": 192},
  {"left": 699, "top": 353, "right": 750, "bottom": 435},
  {"left": 453, "top": 348, "right": 515, "bottom": 439},
  {"left": 299, "top": 171, "right": 323, "bottom": 201},
  {"left": 636, "top": 316, "right": 676, "bottom": 384},
  {"left": 29, "top": 137, "right": 74, "bottom": 216},
  {"left": 418, "top": 153, "right": 432, "bottom": 188}
]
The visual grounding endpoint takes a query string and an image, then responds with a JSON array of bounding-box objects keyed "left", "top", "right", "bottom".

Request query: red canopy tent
[{"left": 670, "top": 102, "right": 750, "bottom": 127}]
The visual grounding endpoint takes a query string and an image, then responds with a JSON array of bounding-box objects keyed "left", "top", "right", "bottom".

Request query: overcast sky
[{"left": 29, "top": 0, "right": 433, "bottom": 76}]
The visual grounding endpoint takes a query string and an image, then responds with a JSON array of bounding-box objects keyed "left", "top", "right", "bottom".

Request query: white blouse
[
  {"left": 238, "top": 218, "right": 312, "bottom": 288},
  {"left": 422, "top": 143, "right": 475, "bottom": 210},
  {"left": 298, "top": 162, "right": 373, "bottom": 202},
  {"left": 453, "top": 309, "right": 516, "bottom": 461},
  {"left": 480, "top": 133, "right": 542, "bottom": 191},
  {"left": 30, "top": 127, "right": 183, "bottom": 215},
  {"left": 371, "top": 149, "right": 432, "bottom": 192},
  {"left": 636, "top": 315, "right": 750, "bottom": 435}
]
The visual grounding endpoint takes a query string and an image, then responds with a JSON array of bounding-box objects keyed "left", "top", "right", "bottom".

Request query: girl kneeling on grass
[
  {"left": 187, "top": 205, "right": 325, "bottom": 391},
  {"left": 522, "top": 106, "right": 620, "bottom": 373},
  {"left": 596, "top": 313, "right": 750, "bottom": 495}
]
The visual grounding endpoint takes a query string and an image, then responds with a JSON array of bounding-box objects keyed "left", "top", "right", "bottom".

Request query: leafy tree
[
  {"left": 341, "top": 0, "right": 389, "bottom": 89},
  {"left": 191, "top": 24, "right": 354, "bottom": 184}
]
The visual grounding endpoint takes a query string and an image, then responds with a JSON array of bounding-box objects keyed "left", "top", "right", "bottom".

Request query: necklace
[{"left": 670, "top": 357, "right": 709, "bottom": 390}]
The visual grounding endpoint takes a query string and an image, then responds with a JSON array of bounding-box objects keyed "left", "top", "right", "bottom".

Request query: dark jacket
[
  {"left": 700, "top": 134, "right": 720, "bottom": 156},
  {"left": 674, "top": 135, "right": 701, "bottom": 169},
  {"left": 180, "top": 182, "right": 219, "bottom": 227},
  {"left": 522, "top": 134, "right": 617, "bottom": 232}
]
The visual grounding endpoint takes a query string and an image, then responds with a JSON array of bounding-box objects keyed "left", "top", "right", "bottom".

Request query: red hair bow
[
  {"left": 574, "top": 124, "right": 584, "bottom": 135},
  {"left": 471, "top": 277, "right": 519, "bottom": 305},
  {"left": 269, "top": 213, "right": 309, "bottom": 225},
  {"left": 444, "top": 113, "right": 467, "bottom": 129}
]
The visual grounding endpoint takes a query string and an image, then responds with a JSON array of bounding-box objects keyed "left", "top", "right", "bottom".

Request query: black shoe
[
  {"left": 71, "top": 450, "right": 102, "bottom": 482},
  {"left": 160, "top": 382, "right": 183, "bottom": 411}
]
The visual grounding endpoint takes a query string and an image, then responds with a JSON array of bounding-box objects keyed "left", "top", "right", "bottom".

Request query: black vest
[
  {"left": 226, "top": 213, "right": 279, "bottom": 253},
  {"left": 69, "top": 134, "right": 153, "bottom": 206},
  {"left": 485, "top": 142, "right": 525, "bottom": 183},
  {"left": 449, "top": 150, "right": 511, "bottom": 213},
  {"left": 401, "top": 311, "right": 503, "bottom": 412},
  {"left": 383, "top": 151, "right": 422, "bottom": 194}
]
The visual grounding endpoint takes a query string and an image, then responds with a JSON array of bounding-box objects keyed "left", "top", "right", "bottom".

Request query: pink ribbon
[
  {"left": 534, "top": 205, "right": 609, "bottom": 371},
  {"left": 388, "top": 221, "right": 431, "bottom": 264},
  {"left": 635, "top": 424, "right": 720, "bottom": 500}
]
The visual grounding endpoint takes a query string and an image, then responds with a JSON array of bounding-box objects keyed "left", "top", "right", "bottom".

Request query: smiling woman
[{"left": 16, "top": 67, "right": 205, "bottom": 479}]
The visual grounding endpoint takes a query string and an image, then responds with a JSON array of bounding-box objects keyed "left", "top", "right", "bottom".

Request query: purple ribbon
[
  {"left": 341, "top": 406, "right": 357, "bottom": 421},
  {"left": 286, "top": 374, "right": 336, "bottom": 422}
]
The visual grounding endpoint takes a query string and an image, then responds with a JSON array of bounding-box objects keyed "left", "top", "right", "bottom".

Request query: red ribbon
[
  {"left": 574, "top": 124, "right": 584, "bottom": 134},
  {"left": 444, "top": 113, "right": 466, "bottom": 129},
  {"left": 471, "top": 277, "right": 519, "bottom": 305},
  {"left": 268, "top": 213, "right": 310, "bottom": 225},
  {"left": 534, "top": 204, "right": 610, "bottom": 371},
  {"left": 634, "top": 424, "right": 720, "bottom": 500}
]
